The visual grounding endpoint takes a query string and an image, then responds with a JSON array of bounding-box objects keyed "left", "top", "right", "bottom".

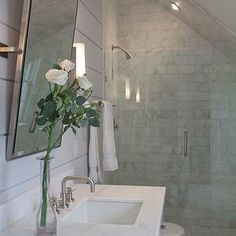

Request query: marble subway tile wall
[
  {"left": 107, "top": 0, "right": 236, "bottom": 235},
  {"left": 103, "top": 0, "right": 119, "bottom": 105},
  {"left": 159, "top": 0, "right": 236, "bottom": 63}
]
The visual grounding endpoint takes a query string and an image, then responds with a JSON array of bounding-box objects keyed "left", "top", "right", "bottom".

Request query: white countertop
[{"left": 1, "top": 184, "right": 166, "bottom": 236}]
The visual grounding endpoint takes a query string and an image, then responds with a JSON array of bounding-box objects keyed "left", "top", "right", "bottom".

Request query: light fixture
[
  {"left": 171, "top": 2, "right": 180, "bottom": 11},
  {"left": 136, "top": 86, "right": 141, "bottom": 103},
  {"left": 125, "top": 80, "right": 131, "bottom": 100},
  {"left": 73, "top": 43, "right": 86, "bottom": 77}
]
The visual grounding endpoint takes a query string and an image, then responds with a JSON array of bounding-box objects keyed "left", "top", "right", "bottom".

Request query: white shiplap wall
[
  {"left": 76, "top": 0, "right": 104, "bottom": 99},
  {"left": 0, "top": 0, "right": 103, "bottom": 231}
]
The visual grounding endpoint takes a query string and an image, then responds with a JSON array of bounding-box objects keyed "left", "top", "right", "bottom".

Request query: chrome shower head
[{"left": 112, "top": 45, "right": 133, "bottom": 60}]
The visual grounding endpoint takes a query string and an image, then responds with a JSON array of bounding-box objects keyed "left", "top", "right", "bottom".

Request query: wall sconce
[
  {"left": 136, "top": 86, "right": 141, "bottom": 103},
  {"left": 73, "top": 43, "right": 86, "bottom": 77},
  {"left": 125, "top": 79, "right": 131, "bottom": 100}
]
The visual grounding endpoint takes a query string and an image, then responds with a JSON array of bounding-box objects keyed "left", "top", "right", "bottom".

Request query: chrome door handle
[
  {"left": 28, "top": 111, "right": 39, "bottom": 133},
  {"left": 184, "top": 131, "right": 188, "bottom": 157}
]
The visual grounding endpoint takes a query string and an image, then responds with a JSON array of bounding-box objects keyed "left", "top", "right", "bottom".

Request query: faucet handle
[
  {"left": 66, "top": 187, "right": 75, "bottom": 203},
  {"left": 58, "top": 195, "right": 70, "bottom": 209},
  {"left": 50, "top": 197, "right": 61, "bottom": 215}
]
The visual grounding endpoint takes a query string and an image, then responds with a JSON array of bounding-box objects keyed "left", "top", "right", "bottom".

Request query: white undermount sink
[{"left": 62, "top": 198, "right": 143, "bottom": 225}]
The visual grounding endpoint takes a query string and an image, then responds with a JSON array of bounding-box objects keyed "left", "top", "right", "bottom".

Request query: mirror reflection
[{"left": 9, "top": 0, "right": 78, "bottom": 159}]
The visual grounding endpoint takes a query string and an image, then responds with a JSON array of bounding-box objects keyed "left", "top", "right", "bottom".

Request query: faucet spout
[{"left": 60, "top": 176, "right": 95, "bottom": 208}]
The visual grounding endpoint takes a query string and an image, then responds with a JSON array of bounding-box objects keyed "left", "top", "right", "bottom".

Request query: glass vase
[{"left": 37, "top": 157, "right": 57, "bottom": 236}]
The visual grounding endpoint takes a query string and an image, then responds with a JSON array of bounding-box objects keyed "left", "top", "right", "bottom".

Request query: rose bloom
[
  {"left": 59, "top": 59, "right": 75, "bottom": 72},
  {"left": 46, "top": 69, "right": 68, "bottom": 85},
  {"left": 78, "top": 76, "right": 93, "bottom": 90}
]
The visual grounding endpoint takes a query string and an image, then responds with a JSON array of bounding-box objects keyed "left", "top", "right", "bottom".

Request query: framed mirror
[{"left": 7, "top": 0, "right": 78, "bottom": 160}]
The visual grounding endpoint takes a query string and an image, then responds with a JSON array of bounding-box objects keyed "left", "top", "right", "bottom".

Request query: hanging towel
[
  {"left": 103, "top": 101, "right": 118, "bottom": 171},
  {"left": 89, "top": 126, "right": 103, "bottom": 183}
]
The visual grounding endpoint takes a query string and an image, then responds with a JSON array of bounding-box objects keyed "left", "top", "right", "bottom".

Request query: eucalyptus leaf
[
  {"left": 79, "top": 118, "right": 88, "bottom": 127},
  {"left": 89, "top": 117, "right": 100, "bottom": 127},
  {"left": 71, "top": 127, "right": 77, "bottom": 135},
  {"left": 59, "top": 107, "right": 65, "bottom": 116},
  {"left": 76, "top": 96, "right": 86, "bottom": 105},
  {"left": 66, "top": 104, "right": 72, "bottom": 113},
  {"left": 77, "top": 106, "right": 85, "bottom": 115},
  {"left": 65, "top": 96, "right": 71, "bottom": 105},
  {"left": 62, "top": 115, "right": 70, "bottom": 125},
  {"left": 56, "top": 99, "right": 63, "bottom": 109},
  {"left": 71, "top": 103, "right": 78, "bottom": 114},
  {"left": 37, "top": 98, "right": 45, "bottom": 109},
  {"left": 42, "top": 101, "right": 57, "bottom": 118},
  {"left": 70, "top": 90, "right": 76, "bottom": 101},
  {"left": 45, "top": 93, "right": 53, "bottom": 102},
  {"left": 73, "top": 121, "right": 80, "bottom": 128},
  {"left": 86, "top": 108, "right": 96, "bottom": 118},
  {"left": 63, "top": 125, "right": 70, "bottom": 132},
  {"left": 36, "top": 117, "right": 47, "bottom": 126},
  {"left": 58, "top": 93, "right": 65, "bottom": 100},
  {"left": 94, "top": 112, "right": 100, "bottom": 119}
]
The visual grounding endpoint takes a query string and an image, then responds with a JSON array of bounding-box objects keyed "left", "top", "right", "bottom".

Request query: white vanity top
[{"left": 1, "top": 184, "right": 166, "bottom": 236}]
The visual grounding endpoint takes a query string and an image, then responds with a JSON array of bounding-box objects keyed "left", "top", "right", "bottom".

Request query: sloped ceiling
[
  {"left": 158, "top": 0, "right": 236, "bottom": 62},
  {"left": 194, "top": 0, "right": 236, "bottom": 35}
]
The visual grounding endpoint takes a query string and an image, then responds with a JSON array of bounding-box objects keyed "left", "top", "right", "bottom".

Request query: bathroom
[{"left": 0, "top": 0, "right": 236, "bottom": 235}]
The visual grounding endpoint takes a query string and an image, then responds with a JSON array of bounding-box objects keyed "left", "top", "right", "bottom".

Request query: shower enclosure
[{"left": 104, "top": 0, "right": 236, "bottom": 235}]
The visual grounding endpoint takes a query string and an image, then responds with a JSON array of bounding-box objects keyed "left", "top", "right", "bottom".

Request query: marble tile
[{"left": 105, "top": 0, "right": 236, "bottom": 235}]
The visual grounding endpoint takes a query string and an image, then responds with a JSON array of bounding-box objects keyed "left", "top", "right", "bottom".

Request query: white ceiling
[{"left": 194, "top": 0, "right": 236, "bottom": 34}]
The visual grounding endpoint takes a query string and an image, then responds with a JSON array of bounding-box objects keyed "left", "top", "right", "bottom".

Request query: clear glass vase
[{"left": 37, "top": 157, "right": 57, "bottom": 236}]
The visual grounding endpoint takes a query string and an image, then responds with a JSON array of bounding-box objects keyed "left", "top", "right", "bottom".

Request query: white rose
[
  {"left": 59, "top": 59, "right": 75, "bottom": 72},
  {"left": 78, "top": 76, "right": 93, "bottom": 90},
  {"left": 45, "top": 69, "right": 68, "bottom": 85}
]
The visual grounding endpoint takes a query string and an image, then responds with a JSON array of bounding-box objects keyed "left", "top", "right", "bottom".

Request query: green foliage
[
  {"left": 37, "top": 89, "right": 101, "bottom": 130},
  {"left": 36, "top": 62, "right": 103, "bottom": 167},
  {"left": 36, "top": 117, "right": 47, "bottom": 126},
  {"left": 86, "top": 107, "right": 96, "bottom": 118},
  {"left": 88, "top": 117, "right": 100, "bottom": 127},
  {"left": 42, "top": 101, "right": 57, "bottom": 119},
  {"left": 36, "top": 77, "right": 102, "bottom": 140},
  {"left": 37, "top": 99, "right": 45, "bottom": 109},
  {"left": 71, "top": 103, "right": 78, "bottom": 114},
  {"left": 71, "top": 127, "right": 77, "bottom": 135},
  {"left": 78, "top": 118, "right": 88, "bottom": 127},
  {"left": 52, "top": 64, "right": 61, "bottom": 69},
  {"left": 76, "top": 96, "right": 86, "bottom": 105}
]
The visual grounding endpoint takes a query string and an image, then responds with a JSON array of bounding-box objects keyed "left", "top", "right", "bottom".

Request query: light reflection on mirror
[{"left": 73, "top": 43, "right": 86, "bottom": 77}]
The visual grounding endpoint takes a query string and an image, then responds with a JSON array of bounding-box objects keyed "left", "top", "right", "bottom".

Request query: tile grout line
[
  {"left": 86, "top": 65, "right": 103, "bottom": 75},
  {"left": 76, "top": 28, "right": 103, "bottom": 50},
  {"left": 80, "top": 0, "right": 103, "bottom": 25},
  {"left": 0, "top": 20, "right": 20, "bottom": 33},
  {"left": 0, "top": 77, "right": 15, "bottom": 83}
]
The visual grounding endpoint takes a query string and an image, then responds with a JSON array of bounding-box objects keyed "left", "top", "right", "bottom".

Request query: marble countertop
[{"left": 1, "top": 184, "right": 166, "bottom": 236}]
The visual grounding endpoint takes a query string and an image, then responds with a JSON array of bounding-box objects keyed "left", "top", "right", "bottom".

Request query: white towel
[
  {"left": 102, "top": 101, "right": 118, "bottom": 171},
  {"left": 89, "top": 126, "right": 103, "bottom": 183}
]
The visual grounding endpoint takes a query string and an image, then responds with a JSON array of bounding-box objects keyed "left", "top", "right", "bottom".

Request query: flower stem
[{"left": 40, "top": 125, "right": 54, "bottom": 227}]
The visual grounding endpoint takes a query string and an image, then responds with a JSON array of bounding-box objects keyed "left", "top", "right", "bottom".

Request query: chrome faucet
[{"left": 60, "top": 176, "right": 95, "bottom": 208}]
